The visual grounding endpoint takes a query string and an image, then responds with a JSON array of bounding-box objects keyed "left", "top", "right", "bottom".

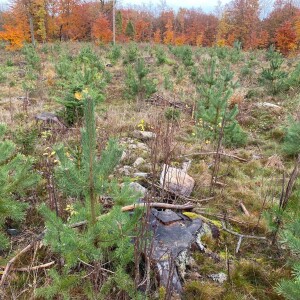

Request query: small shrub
[
  {"left": 260, "top": 51, "right": 287, "bottom": 95},
  {"left": 165, "top": 107, "right": 180, "bottom": 121},
  {"left": 123, "top": 42, "right": 139, "bottom": 64},
  {"left": 171, "top": 45, "right": 194, "bottom": 66},
  {"left": 197, "top": 58, "right": 247, "bottom": 147},
  {"left": 125, "top": 58, "right": 157, "bottom": 100},
  {"left": 282, "top": 117, "right": 300, "bottom": 156},
  {"left": 0, "top": 67, "right": 6, "bottom": 83},
  {"left": 6, "top": 59, "right": 14, "bottom": 67},
  {"left": 22, "top": 44, "right": 41, "bottom": 71},
  {"left": 163, "top": 72, "right": 173, "bottom": 90},
  {"left": 176, "top": 66, "right": 185, "bottom": 83},
  {"left": 0, "top": 124, "right": 40, "bottom": 250},
  {"left": 13, "top": 125, "right": 38, "bottom": 155},
  {"left": 77, "top": 45, "right": 104, "bottom": 71},
  {"left": 55, "top": 55, "right": 73, "bottom": 80},
  {"left": 109, "top": 44, "right": 122, "bottom": 63},
  {"left": 155, "top": 46, "right": 167, "bottom": 65}
]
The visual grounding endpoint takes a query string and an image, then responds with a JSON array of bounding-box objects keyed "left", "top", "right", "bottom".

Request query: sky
[
  {"left": 0, "top": 0, "right": 232, "bottom": 13},
  {"left": 120, "top": 0, "right": 232, "bottom": 12}
]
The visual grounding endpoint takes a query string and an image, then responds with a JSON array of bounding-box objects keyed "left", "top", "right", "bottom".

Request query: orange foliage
[
  {"left": 0, "top": 24, "right": 26, "bottom": 50},
  {"left": 227, "top": 33, "right": 235, "bottom": 46},
  {"left": 0, "top": 0, "right": 299, "bottom": 51},
  {"left": 91, "top": 14, "right": 112, "bottom": 44},
  {"left": 153, "top": 29, "right": 161, "bottom": 44},
  {"left": 174, "top": 35, "right": 186, "bottom": 46},
  {"left": 135, "top": 19, "right": 150, "bottom": 42},
  {"left": 163, "top": 19, "right": 174, "bottom": 45},
  {"left": 275, "top": 21, "right": 297, "bottom": 55},
  {"left": 216, "top": 38, "right": 227, "bottom": 47},
  {"left": 196, "top": 34, "right": 203, "bottom": 47},
  {"left": 294, "top": 14, "right": 300, "bottom": 43},
  {"left": 244, "top": 30, "right": 269, "bottom": 50}
]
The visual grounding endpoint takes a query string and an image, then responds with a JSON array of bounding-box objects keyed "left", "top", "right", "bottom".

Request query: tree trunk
[{"left": 28, "top": 12, "right": 35, "bottom": 47}]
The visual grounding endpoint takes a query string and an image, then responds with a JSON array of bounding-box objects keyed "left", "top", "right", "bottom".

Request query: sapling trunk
[{"left": 85, "top": 96, "right": 97, "bottom": 225}]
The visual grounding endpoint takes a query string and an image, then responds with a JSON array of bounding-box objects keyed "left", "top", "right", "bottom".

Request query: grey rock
[
  {"left": 118, "top": 165, "right": 133, "bottom": 176},
  {"left": 35, "top": 112, "right": 66, "bottom": 128},
  {"left": 176, "top": 250, "right": 189, "bottom": 279},
  {"left": 133, "top": 130, "right": 156, "bottom": 140},
  {"left": 182, "top": 159, "right": 192, "bottom": 172},
  {"left": 128, "top": 144, "right": 137, "bottom": 150},
  {"left": 208, "top": 272, "right": 228, "bottom": 284},
  {"left": 133, "top": 172, "right": 149, "bottom": 178},
  {"left": 160, "top": 164, "right": 195, "bottom": 197},
  {"left": 133, "top": 157, "right": 145, "bottom": 168},
  {"left": 136, "top": 142, "right": 149, "bottom": 151},
  {"left": 196, "top": 222, "right": 213, "bottom": 251},
  {"left": 150, "top": 209, "right": 202, "bottom": 294},
  {"left": 7, "top": 228, "right": 20, "bottom": 236},
  {"left": 121, "top": 151, "right": 127, "bottom": 161},
  {"left": 252, "top": 154, "right": 261, "bottom": 160},
  {"left": 128, "top": 182, "right": 147, "bottom": 196}
]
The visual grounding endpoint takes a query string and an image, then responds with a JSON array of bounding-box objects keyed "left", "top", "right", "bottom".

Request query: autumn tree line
[{"left": 0, "top": 0, "right": 300, "bottom": 54}]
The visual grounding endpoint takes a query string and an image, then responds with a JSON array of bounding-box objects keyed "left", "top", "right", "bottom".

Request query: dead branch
[
  {"left": 0, "top": 219, "right": 84, "bottom": 289},
  {"left": 121, "top": 202, "right": 195, "bottom": 212},
  {"left": 78, "top": 258, "right": 115, "bottom": 274},
  {"left": 193, "top": 210, "right": 258, "bottom": 227},
  {"left": 281, "top": 154, "right": 300, "bottom": 210},
  {"left": 239, "top": 202, "right": 250, "bottom": 217},
  {"left": 0, "top": 244, "right": 33, "bottom": 288},
  {"left": 182, "top": 151, "right": 247, "bottom": 162},
  {"left": 0, "top": 261, "right": 55, "bottom": 272},
  {"left": 221, "top": 221, "right": 267, "bottom": 253}
]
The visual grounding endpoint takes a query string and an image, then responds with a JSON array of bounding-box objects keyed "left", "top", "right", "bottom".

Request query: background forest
[{"left": 0, "top": 0, "right": 300, "bottom": 55}]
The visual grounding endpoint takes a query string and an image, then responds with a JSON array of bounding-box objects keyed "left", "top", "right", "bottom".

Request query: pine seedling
[
  {"left": 197, "top": 58, "right": 247, "bottom": 147},
  {"left": 0, "top": 124, "right": 40, "bottom": 250},
  {"left": 109, "top": 44, "right": 122, "bottom": 63},
  {"left": 283, "top": 117, "right": 300, "bottom": 156},
  {"left": 276, "top": 208, "right": 300, "bottom": 300},
  {"left": 125, "top": 58, "right": 157, "bottom": 100},
  {"left": 260, "top": 51, "right": 287, "bottom": 95},
  {"left": 55, "top": 94, "right": 122, "bottom": 223},
  {"left": 123, "top": 42, "right": 139, "bottom": 64},
  {"left": 156, "top": 46, "right": 167, "bottom": 65},
  {"left": 56, "top": 65, "right": 105, "bottom": 126},
  {"left": 267, "top": 117, "right": 300, "bottom": 298},
  {"left": 38, "top": 94, "right": 143, "bottom": 298}
]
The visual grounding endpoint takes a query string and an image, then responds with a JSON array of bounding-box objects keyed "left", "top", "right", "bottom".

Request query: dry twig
[
  {"left": 182, "top": 151, "right": 247, "bottom": 162},
  {"left": 121, "top": 202, "right": 195, "bottom": 212},
  {"left": 0, "top": 261, "right": 55, "bottom": 272},
  {"left": 221, "top": 221, "right": 267, "bottom": 253}
]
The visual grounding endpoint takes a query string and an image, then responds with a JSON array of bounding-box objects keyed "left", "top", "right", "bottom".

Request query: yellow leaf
[{"left": 74, "top": 91, "right": 83, "bottom": 101}]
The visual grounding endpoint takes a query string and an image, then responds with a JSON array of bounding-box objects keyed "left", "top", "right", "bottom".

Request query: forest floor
[{"left": 0, "top": 41, "right": 300, "bottom": 299}]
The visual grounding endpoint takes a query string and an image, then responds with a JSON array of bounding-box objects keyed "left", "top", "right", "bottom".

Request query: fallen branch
[
  {"left": 221, "top": 221, "right": 267, "bottom": 253},
  {"left": 239, "top": 202, "right": 250, "bottom": 217},
  {"left": 182, "top": 151, "right": 247, "bottom": 162},
  {"left": 78, "top": 258, "right": 115, "bottom": 274},
  {"left": 122, "top": 202, "right": 195, "bottom": 212},
  {"left": 193, "top": 210, "right": 257, "bottom": 227},
  {"left": 0, "top": 244, "right": 33, "bottom": 288},
  {"left": 0, "top": 220, "right": 82, "bottom": 289},
  {"left": 0, "top": 261, "right": 55, "bottom": 272}
]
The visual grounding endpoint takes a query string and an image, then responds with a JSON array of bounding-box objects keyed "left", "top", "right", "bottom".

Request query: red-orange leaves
[
  {"left": 0, "top": 24, "right": 26, "bottom": 50},
  {"left": 91, "top": 14, "right": 112, "bottom": 44},
  {"left": 275, "top": 21, "right": 297, "bottom": 55}
]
